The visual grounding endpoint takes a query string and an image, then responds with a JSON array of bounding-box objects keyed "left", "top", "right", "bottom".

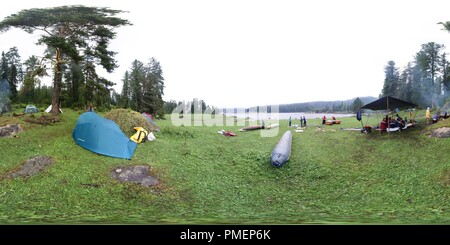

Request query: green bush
[
  {"left": 104, "top": 109, "right": 157, "bottom": 136},
  {"left": 159, "top": 125, "right": 195, "bottom": 138},
  {"left": 15, "top": 103, "right": 27, "bottom": 109}
]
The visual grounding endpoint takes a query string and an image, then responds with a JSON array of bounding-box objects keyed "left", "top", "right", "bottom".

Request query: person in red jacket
[
  {"left": 379, "top": 118, "right": 388, "bottom": 133},
  {"left": 322, "top": 115, "right": 326, "bottom": 125}
]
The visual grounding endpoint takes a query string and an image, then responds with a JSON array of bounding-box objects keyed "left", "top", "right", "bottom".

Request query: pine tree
[
  {"left": 142, "top": 57, "right": 165, "bottom": 118},
  {"left": 351, "top": 97, "right": 363, "bottom": 112},
  {"left": 5, "top": 47, "right": 22, "bottom": 102},
  {"left": 0, "top": 6, "right": 131, "bottom": 114},
  {"left": 415, "top": 42, "right": 445, "bottom": 107},
  {"left": 129, "top": 60, "right": 145, "bottom": 111},
  {"left": 121, "top": 71, "right": 130, "bottom": 108},
  {"left": 21, "top": 55, "right": 46, "bottom": 103},
  {"left": 381, "top": 61, "right": 400, "bottom": 97}
]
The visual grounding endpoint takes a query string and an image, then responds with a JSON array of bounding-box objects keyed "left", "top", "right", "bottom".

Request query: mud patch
[
  {"left": 3, "top": 156, "right": 54, "bottom": 179},
  {"left": 441, "top": 169, "right": 450, "bottom": 186},
  {"left": 315, "top": 127, "right": 335, "bottom": 133},
  {"left": 0, "top": 124, "right": 22, "bottom": 138},
  {"left": 111, "top": 165, "right": 159, "bottom": 187},
  {"left": 430, "top": 127, "right": 450, "bottom": 138},
  {"left": 24, "top": 115, "right": 60, "bottom": 125}
]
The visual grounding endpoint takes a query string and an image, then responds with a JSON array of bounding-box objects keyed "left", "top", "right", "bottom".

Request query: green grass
[{"left": 1, "top": 109, "right": 450, "bottom": 224}]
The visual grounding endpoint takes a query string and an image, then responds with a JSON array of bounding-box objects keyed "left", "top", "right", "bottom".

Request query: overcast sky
[{"left": 1, "top": 0, "right": 450, "bottom": 108}]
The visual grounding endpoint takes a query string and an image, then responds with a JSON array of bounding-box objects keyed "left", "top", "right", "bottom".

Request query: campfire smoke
[{"left": 0, "top": 78, "right": 12, "bottom": 113}]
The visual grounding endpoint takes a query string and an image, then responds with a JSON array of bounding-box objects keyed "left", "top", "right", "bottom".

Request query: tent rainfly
[
  {"left": 45, "top": 105, "right": 63, "bottom": 113},
  {"left": 142, "top": 112, "right": 160, "bottom": 132},
  {"left": 360, "top": 96, "right": 417, "bottom": 111}
]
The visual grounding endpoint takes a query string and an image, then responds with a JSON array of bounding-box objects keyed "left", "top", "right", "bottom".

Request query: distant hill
[{"left": 242, "top": 96, "right": 378, "bottom": 113}]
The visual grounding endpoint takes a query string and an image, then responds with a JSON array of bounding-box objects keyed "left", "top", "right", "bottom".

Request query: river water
[{"left": 223, "top": 112, "right": 355, "bottom": 120}]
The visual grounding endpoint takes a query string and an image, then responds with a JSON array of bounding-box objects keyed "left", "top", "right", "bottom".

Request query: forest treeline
[{"left": 2, "top": 6, "right": 450, "bottom": 116}]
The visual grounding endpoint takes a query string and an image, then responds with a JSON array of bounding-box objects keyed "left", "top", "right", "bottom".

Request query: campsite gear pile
[
  {"left": 218, "top": 129, "right": 237, "bottom": 137},
  {"left": 362, "top": 125, "right": 372, "bottom": 134},
  {"left": 130, "top": 127, "right": 156, "bottom": 143}
]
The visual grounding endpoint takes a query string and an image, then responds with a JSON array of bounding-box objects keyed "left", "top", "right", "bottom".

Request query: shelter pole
[
  {"left": 364, "top": 112, "right": 370, "bottom": 128},
  {"left": 413, "top": 109, "right": 418, "bottom": 123},
  {"left": 376, "top": 111, "right": 379, "bottom": 126},
  {"left": 387, "top": 97, "right": 390, "bottom": 140}
]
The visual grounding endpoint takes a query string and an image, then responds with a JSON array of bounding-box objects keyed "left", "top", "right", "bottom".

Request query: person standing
[
  {"left": 322, "top": 115, "right": 326, "bottom": 125},
  {"left": 426, "top": 107, "right": 431, "bottom": 124},
  {"left": 303, "top": 116, "right": 307, "bottom": 127},
  {"left": 300, "top": 116, "right": 303, "bottom": 127},
  {"left": 89, "top": 103, "right": 94, "bottom": 112},
  {"left": 288, "top": 116, "right": 292, "bottom": 127}
]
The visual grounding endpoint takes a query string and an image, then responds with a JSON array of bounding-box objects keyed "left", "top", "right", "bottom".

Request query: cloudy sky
[{"left": 1, "top": 0, "right": 450, "bottom": 108}]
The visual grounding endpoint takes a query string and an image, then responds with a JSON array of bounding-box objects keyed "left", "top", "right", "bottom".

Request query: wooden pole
[
  {"left": 387, "top": 96, "right": 390, "bottom": 141},
  {"left": 413, "top": 108, "right": 418, "bottom": 124},
  {"left": 376, "top": 111, "right": 379, "bottom": 126}
]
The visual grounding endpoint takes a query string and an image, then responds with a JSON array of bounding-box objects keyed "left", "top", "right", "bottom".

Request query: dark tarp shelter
[
  {"left": 360, "top": 96, "right": 417, "bottom": 111},
  {"left": 358, "top": 96, "right": 418, "bottom": 135}
]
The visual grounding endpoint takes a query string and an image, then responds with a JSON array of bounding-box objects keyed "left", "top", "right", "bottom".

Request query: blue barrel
[{"left": 270, "top": 131, "right": 292, "bottom": 167}]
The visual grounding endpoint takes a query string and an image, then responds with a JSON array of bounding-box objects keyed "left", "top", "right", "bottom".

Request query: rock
[
  {"left": 5, "top": 156, "right": 54, "bottom": 179},
  {"left": 111, "top": 165, "right": 159, "bottom": 187},
  {"left": 0, "top": 124, "right": 22, "bottom": 138},
  {"left": 430, "top": 127, "right": 450, "bottom": 138}
]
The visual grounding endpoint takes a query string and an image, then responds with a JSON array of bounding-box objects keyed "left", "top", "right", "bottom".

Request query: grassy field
[{"left": 1, "top": 108, "right": 450, "bottom": 224}]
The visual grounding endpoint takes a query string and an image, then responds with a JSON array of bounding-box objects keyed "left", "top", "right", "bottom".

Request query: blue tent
[
  {"left": 24, "top": 105, "right": 39, "bottom": 114},
  {"left": 72, "top": 112, "right": 137, "bottom": 159}
]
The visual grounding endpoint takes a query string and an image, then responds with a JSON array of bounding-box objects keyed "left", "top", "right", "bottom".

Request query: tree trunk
[{"left": 51, "top": 48, "right": 62, "bottom": 115}]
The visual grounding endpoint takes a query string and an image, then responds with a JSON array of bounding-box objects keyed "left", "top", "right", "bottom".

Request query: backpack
[{"left": 130, "top": 127, "right": 148, "bottom": 143}]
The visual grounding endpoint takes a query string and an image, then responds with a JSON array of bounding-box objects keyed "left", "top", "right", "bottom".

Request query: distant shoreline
[{"left": 223, "top": 112, "right": 355, "bottom": 120}]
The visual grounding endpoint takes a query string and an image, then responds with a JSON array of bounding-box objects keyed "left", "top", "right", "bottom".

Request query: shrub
[
  {"left": 16, "top": 103, "right": 27, "bottom": 109},
  {"left": 159, "top": 125, "right": 195, "bottom": 138},
  {"left": 104, "top": 109, "right": 157, "bottom": 136}
]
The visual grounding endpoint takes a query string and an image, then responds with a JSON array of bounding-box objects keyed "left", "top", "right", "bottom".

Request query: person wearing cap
[{"left": 426, "top": 107, "right": 431, "bottom": 124}]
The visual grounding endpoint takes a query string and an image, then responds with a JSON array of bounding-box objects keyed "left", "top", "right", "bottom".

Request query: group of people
[
  {"left": 379, "top": 114, "right": 406, "bottom": 133},
  {"left": 287, "top": 115, "right": 341, "bottom": 127},
  {"left": 322, "top": 115, "right": 337, "bottom": 125},
  {"left": 377, "top": 106, "right": 450, "bottom": 133},
  {"left": 289, "top": 116, "right": 307, "bottom": 127}
]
